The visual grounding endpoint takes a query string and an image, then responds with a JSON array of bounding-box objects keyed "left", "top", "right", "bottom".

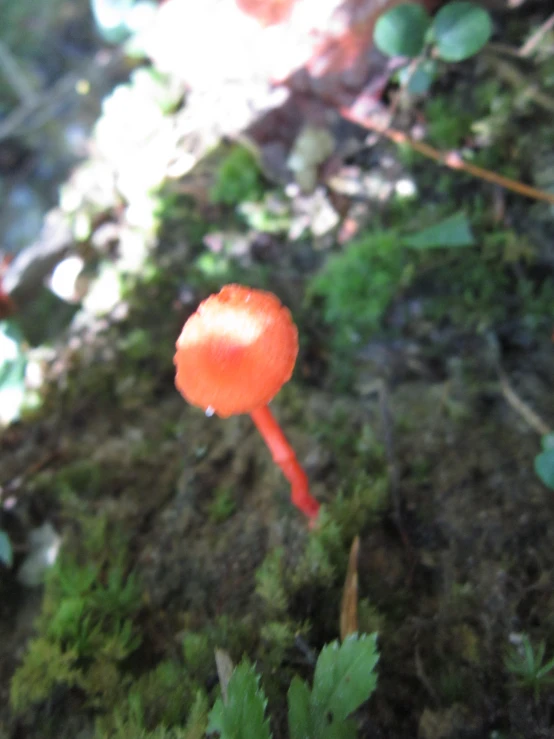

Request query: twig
[
  {"left": 486, "top": 41, "right": 525, "bottom": 59},
  {"left": 415, "top": 646, "right": 439, "bottom": 705},
  {"left": 498, "top": 370, "right": 552, "bottom": 437},
  {"left": 519, "top": 12, "right": 554, "bottom": 57},
  {"left": 0, "top": 40, "right": 37, "bottom": 105},
  {"left": 0, "top": 49, "right": 124, "bottom": 143},
  {"left": 340, "top": 107, "right": 554, "bottom": 207},
  {"left": 0, "top": 72, "right": 78, "bottom": 142}
]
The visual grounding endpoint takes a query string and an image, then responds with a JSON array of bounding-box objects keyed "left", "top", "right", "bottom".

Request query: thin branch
[
  {"left": 340, "top": 107, "right": 554, "bottom": 207},
  {"left": 498, "top": 370, "right": 552, "bottom": 437},
  {"left": 0, "top": 49, "right": 124, "bottom": 143},
  {"left": 519, "top": 12, "right": 554, "bottom": 57},
  {"left": 0, "top": 40, "right": 37, "bottom": 105}
]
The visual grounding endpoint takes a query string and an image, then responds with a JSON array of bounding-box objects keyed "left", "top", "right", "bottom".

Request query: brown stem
[
  {"left": 249, "top": 405, "right": 319, "bottom": 519},
  {"left": 340, "top": 107, "right": 554, "bottom": 207}
]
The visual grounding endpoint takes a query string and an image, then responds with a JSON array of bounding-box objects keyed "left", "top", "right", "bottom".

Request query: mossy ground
[{"left": 2, "top": 18, "right": 554, "bottom": 739}]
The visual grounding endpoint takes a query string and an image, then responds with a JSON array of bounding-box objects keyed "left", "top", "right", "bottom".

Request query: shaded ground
[{"left": 2, "top": 233, "right": 554, "bottom": 738}]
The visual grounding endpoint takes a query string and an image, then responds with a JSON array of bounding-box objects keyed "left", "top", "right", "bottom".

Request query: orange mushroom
[{"left": 174, "top": 283, "right": 320, "bottom": 519}]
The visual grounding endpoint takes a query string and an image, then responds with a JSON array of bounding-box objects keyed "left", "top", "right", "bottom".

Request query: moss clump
[
  {"left": 425, "top": 95, "right": 475, "bottom": 149},
  {"left": 207, "top": 486, "right": 236, "bottom": 523},
  {"left": 124, "top": 661, "right": 197, "bottom": 728},
  {"left": 255, "top": 547, "right": 289, "bottom": 617},
  {"left": 309, "top": 230, "right": 404, "bottom": 345},
  {"left": 10, "top": 638, "right": 83, "bottom": 713},
  {"left": 307, "top": 230, "right": 405, "bottom": 386},
  {"left": 419, "top": 234, "right": 554, "bottom": 333},
  {"left": 210, "top": 145, "right": 265, "bottom": 206},
  {"left": 95, "top": 690, "right": 209, "bottom": 739},
  {"left": 10, "top": 524, "right": 142, "bottom": 717}
]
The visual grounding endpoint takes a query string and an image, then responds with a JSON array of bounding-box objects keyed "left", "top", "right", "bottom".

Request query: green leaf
[
  {"left": 207, "top": 660, "right": 271, "bottom": 739},
  {"left": 0, "top": 530, "right": 13, "bottom": 568},
  {"left": 541, "top": 434, "right": 554, "bottom": 451},
  {"left": 288, "top": 677, "right": 312, "bottom": 739},
  {"left": 398, "top": 59, "right": 437, "bottom": 94},
  {"left": 431, "top": 2, "right": 492, "bottom": 62},
  {"left": 312, "top": 634, "right": 379, "bottom": 726},
  {"left": 535, "top": 448, "right": 554, "bottom": 490},
  {"left": 374, "top": 3, "right": 430, "bottom": 58},
  {"left": 207, "top": 698, "right": 225, "bottom": 736},
  {"left": 402, "top": 212, "right": 475, "bottom": 249}
]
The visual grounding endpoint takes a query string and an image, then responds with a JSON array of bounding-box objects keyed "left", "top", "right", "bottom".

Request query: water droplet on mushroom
[{"left": 205, "top": 406, "right": 215, "bottom": 417}]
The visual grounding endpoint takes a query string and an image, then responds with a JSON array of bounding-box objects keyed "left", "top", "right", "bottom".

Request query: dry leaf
[
  {"left": 340, "top": 535, "right": 360, "bottom": 640},
  {"left": 215, "top": 648, "right": 235, "bottom": 704}
]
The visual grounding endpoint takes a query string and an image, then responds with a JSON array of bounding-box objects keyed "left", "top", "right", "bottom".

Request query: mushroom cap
[{"left": 174, "top": 284, "right": 298, "bottom": 417}]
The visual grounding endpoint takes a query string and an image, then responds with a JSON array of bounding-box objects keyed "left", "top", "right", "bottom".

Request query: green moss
[
  {"left": 10, "top": 638, "right": 83, "bottom": 713},
  {"left": 82, "top": 657, "right": 129, "bottom": 710},
  {"left": 154, "top": 191, "right": 212, "bottom": 247},
  {"left": 53, "top": 460, "right": 104, "bottom": 499},
  {"left": 419, "top": 231, "right": 554, "bottom": 333},
  {"left": 182, "top": 631, "right": 213, "bottom": 684},
  {"left": 438, "top": 665, "right": 475, "bottom": 705},
  {"left": 207, "top": 486, "right": 236, "bottom": 523},
  {"left": 358, "top": 599, "right": 386, "bottom": 635},
  {"left": 328, "top": 474, "right": 389, "bottom": 543},
  {"left": 255, "top": 547, "right": 288, "bottom": 617},
  {"left": 290, "top": 509, "right": 346, "bottom": 592},
  {"left": 259, "top": 621, "right": 297, "bottom": 666},
  {"left": 182, "top": 616, "right": 254, "bottom": 682},
  {"left": 425, "top": 95, "right": 474, "bottom": 149},
  {"left": 129, "top": 661, "right": 196, "bottom": 728},
  {"left": 308, "top": 230, "right": 404, "bottom": 347},
  {"left": 95, "top": 690, "right": 209, "bottom": 739},
  {"left": 10, "top": 520, "right": 143, "bottom": 717},
  {"left": 210, "top": 145, "right": 265, "bottom": 206}
]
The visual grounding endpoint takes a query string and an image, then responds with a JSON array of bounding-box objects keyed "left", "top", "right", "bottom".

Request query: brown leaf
[
  {"left": 215, "top": 648, "right": 235, "bottom": 704},
  {"left": 340, "top": 535, "right": 360, "bottom": 641}
]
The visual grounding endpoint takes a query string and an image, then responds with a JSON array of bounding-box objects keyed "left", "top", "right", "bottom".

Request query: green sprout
[{"left": 505, "top": 634, "right": 554, "bottom": 702}]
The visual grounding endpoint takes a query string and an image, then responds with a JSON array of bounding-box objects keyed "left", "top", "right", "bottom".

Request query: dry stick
[
  {"left": 0, "top": 49, "right": 124, "bottom": 143},
  {"left": 340, "top": 108, "right": 554, "bottom": 207},
  {"left": 498, "top": 370, "right": 552, "bottom": 437},
  {"left": 0, "top": 40, "right": 37, "bottom": 105},
  {"left": 519, "top": 11, "right": 554, "bottom": 57}
]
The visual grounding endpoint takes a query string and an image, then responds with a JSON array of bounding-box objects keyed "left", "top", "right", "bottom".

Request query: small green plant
[
  {"left": 210, "top": 146, "right": 264, "bottom": 207},
  {"left": 505, "top": 634, "right": 554, "bottom": 702},
  {"left": 374, "top": 1, "right": 492, "bottom": 94},
  {"left": 207, "top": 633, "right": 379, "bottom": 739},
  {"left": 534, "top": 433, "right": 554, "bottom": 490}
]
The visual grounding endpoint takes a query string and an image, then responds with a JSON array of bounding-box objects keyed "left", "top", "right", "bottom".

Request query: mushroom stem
[{"left": 250, "top": 405, "right": 320, "bottom": 519}]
